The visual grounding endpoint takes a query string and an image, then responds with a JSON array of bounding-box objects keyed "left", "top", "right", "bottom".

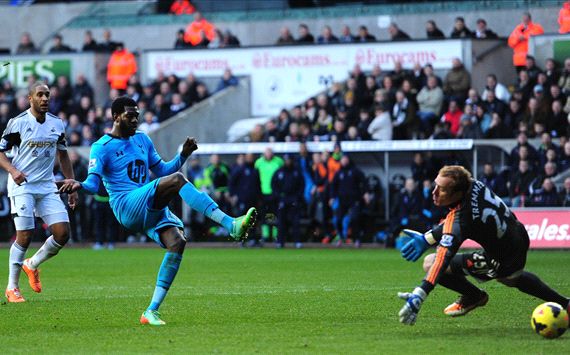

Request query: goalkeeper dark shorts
[{"left": 450, "top": 224, "right": 530, "bottom": 282}]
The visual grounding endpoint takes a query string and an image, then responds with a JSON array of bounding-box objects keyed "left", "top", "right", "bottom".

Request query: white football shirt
[{"left": 0, "top": 109, "right": 67, "bottom": 197}]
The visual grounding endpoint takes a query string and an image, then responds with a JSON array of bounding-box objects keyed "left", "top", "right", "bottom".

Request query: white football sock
[
  {"left": 28, "top": 236, "right": 63, "bottom": 269},
  {"left": 7, "top": 242, "right": 26, "bottom": 290}
]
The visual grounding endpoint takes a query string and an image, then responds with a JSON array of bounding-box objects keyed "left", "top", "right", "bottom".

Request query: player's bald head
[{"left": 112, "top": 96, "right": 138, "bottom": 117}]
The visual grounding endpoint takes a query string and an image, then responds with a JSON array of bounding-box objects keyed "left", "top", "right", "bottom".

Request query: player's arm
[
  {"left": 58, "top": 144, "right": 103, "bottom": 195},
  {"left": 398, "top": 209, "right": 462, "bottom": 325},
  {"left": 0, "top": 118, "right": 26, "bottom": 185},
  {"left": 149, "top": 136, "right": 197, "bottom": 177}
]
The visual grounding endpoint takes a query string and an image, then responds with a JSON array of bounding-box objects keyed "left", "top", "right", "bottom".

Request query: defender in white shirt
[{"left": 0, "top": 82, "right": 78, "bottom": 303}]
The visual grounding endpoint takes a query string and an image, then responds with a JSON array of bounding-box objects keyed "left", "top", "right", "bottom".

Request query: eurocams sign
[
  {"left": 144, "top": 40, "right": 463, "bottom": 116},
  {"left": 0, "top": 59, "right": 71, "bottom": 89},
  {"left": 462, "top": 209, "right": 570, "bottom": 249}
]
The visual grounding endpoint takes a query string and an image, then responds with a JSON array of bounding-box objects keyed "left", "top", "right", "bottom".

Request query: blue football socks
[
  {"left": 179, "top": 182, "right": 233, "bottom": 231},
  {"left": 147, "top": 252, "right": 182, "bottom": 311}
]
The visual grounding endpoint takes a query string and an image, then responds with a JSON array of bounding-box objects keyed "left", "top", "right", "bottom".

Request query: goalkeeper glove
[
  {"left": 397, "top": 287, "right": 427, "bottom": 325},
  {"left": 400, "top": 229, "right": 431, "bottom": 262}
]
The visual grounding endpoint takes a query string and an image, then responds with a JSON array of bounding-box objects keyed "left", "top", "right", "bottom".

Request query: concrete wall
[{"left": 149, "top": 78, "right": 251, "bottom": 156}]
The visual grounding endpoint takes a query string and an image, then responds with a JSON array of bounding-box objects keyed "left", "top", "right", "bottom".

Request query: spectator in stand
[
  {"left": 483, "top": 90, "right": 507, "bottom": 117},
  {"left": 330, "top": 155, "right": 365, "bottom": 247},
  {"left": 411, "top": 63, "right": 426, "bottom": 90},
  {"left": 98, "top": 29, "right": 120, "bottom": 52},
  {"left": 481, "top": 162, "right": 509, "bottom": 199},
  {"left": 505, "top": 99, "right": 523, "bottom": 132},
  {"left": 195, "top": 83, "right": 210, "bottom": 102},
  {"left": 271, "top": 154, "right": 304, "bottom": 249},
  {"left": 49, "top": 34, "right": 74, "bottom": 53},
  {"left": 472, "top": 19, "right": 498, "bottom": 39},
  {"left": 392, "top": 90, "right": 417, "bottom": 140},
  {"left": 229, "top": 153, "right": 261, "bottom": 246},
  {"left": 356, "top": 108, "right": 372, "bottom": 140},
  {"left": 544, "top": 58, "right": 560, "bottom": 88},
  {"left": 524, "top": 97, "right": 548, "bottom": 137},
  {"left": 339, "top": 25, "right": 355, "bottom": 43},
  {"left": 550, "top": 100, "right": 567, "bottom": 138},
  {"left": 394, "top": 177, "right": 423, "bottom": 235},
  {"left": 416, "top": 75, "right": 444, "bottom": 136},
  {"left": 255, "top": 148, "right": 284, "bottom": 244},
  {"left": 174, "top": 29, "right": 191, "bottom": 49},
  {"left": 223, "top": 30, "right": 240, "bottom": 47},
  {"left": 510, "top": 131, "right": 538, "bottom": 168},
  {"left": 82, "top": 30, "right": 98, "bottom": 52},
  {"left": 169, "top": 0, "right": 195, "bottom": 15},
  {"left": 465, "top": 88, "right": 481, "bottom": 111},
  {"left": 317, "top": 25, "right": 339, "bottom": 44},
  {"left": 15, "top": 32, "right": 37, "bottom": 54},
  {"left": 411, "top": 153, "right": 431, "bottom": 183},
  {"left": 426, "top": 20, "right": 445, "bottom": 39},
  {"left": 356, "top": 25, "right": 376, "bottom": 42},
  {"left": 508, "top": 12, "right": 544, "bottom": 70},
  {"left": 440, "top": 99, "right": 462, "bottom": 137},
  {"left": 208, "top": 28, "right": 224, "bottom": 49},
  {"left": 457, "top": 105, "right": 482, "bottom": 139},
  {"left": 560, "top": 177, "right": 570, "bottom": 206},
  {"left": 169, "top": 93, "right": 186, "bottom": 115},
  {"left": 368, "top": 104, "right": 392, "bottom": 140},
  {"left": 485, "top": 112, "right": 512, "bottom": 139},
  {"left": 276, "top": 26, "right": 295, "bottom": 45},
  {"left": 559, "top": 1, "right": 570, "bottom": 33},
  {"left": 509, "top": 159, "right": 536, "bottom": 207},
  {"left": 296, "top": 24, "right": 315, "bottom": 44},
  {"left": 538, "top": 131, "right": 560, "bottom": 166},
  {"left": 71, "top": 75, "right": 94, "bottom": 105},
  {"left": 450, "top": 17, "right": 472, "bottom": 38},
  {"left": 106, "top": 43, "right": 137, "bottom": 92},
  {"left": 391, "top": 61, "right": 410, "bottom": 88},
  {"left": 184, "top": 12, "right": 215, "bottom": 46},
  {"left": 530, "top": 161, "right": 558, "bottom": 197},
  {"left": 525, "top": 56, "right": 542, "bottom": 84},
  {"left": 388, "top": 23, "right": 411, "bottom": 41},
  {"left": 443, "top": 58, "right": 471, "bottom": 103},
  {"left": 558, "top": 59, "right": 570, "bottom": 96},
  {"left": 516, "top": 70, "right": 534, "bottom": 103},
  {"left": 560, "top": 141, "right": 570, "bottom": 172},
  {"left": 138, "top": 110, "right": 160, "bottom": 134},
  {"left": 528, "top": 178, "right": 560, "bottom": 207},
  {"left": 482, "top": 74, "right": 511, "bottom": 103},
  {"left": 152, "top": 94, "right": 172, "bottom": 122},
  {"left": 475, "top": 105, "right": 493, "bottom": 135}
]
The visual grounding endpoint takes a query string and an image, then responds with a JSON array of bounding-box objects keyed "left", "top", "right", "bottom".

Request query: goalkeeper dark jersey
[{"left": 420, "top": 179, "right": 529, "bottom": 293}]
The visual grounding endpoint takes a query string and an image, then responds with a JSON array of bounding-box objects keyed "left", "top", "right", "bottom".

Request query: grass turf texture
[{"left": 0, "top": 248, "right": 568, "bottom": 353}]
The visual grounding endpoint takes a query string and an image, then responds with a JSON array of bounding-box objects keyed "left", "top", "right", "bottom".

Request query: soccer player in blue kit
[{"left": 57, "top": 97, "right": 256, "bottom": 325}]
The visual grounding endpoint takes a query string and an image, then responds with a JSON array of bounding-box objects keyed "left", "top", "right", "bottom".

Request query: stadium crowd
[{"left": 2, "top": 3, "right": 570, "bottom": 247}]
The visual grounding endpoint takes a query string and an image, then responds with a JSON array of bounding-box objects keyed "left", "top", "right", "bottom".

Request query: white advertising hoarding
[{"left": 144, "top": 40, "right": 463, "bottom": 116}]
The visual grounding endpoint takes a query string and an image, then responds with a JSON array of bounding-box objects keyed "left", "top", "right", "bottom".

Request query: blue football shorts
[{"left": 111, "top": 178, "right": 184, "bottom": 248}]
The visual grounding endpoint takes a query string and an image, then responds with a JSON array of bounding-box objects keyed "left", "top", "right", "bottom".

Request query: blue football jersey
[{"left": 87, "top": 131, "right": 162, "bottom": 204}]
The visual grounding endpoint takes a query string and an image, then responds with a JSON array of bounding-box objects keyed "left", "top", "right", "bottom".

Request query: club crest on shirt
[{"left": 441, "top": 234, "right": 454, "bottom": 247}]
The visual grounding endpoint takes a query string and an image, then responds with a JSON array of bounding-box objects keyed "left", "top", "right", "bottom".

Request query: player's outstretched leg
[
  {"left": 22, "top": 224, "right": 69, "bottom": 293},
  {"left": 140, "top": 228, "right": 185, "bottom": 326},
  {"left": 499, "top": 271, "right": 570, "bottom": 312},
  {"left": 155, "top": 173, "right": 257, "bottom": 241}
]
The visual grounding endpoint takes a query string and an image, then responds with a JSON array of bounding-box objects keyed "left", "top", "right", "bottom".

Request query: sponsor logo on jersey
[
  {"left": 441, "top": 234, "right": 454, "bottom": 247},
  {"left": 89, "top": 159, "right": 97, "bottom": 169},
  {"left": 27, "top": 141, "right": 55, "bottom": 148}
]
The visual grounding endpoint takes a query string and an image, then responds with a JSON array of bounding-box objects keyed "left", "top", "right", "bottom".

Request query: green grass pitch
[{"left": 0, "top": 247, "right": 568, "bottom": 353}]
